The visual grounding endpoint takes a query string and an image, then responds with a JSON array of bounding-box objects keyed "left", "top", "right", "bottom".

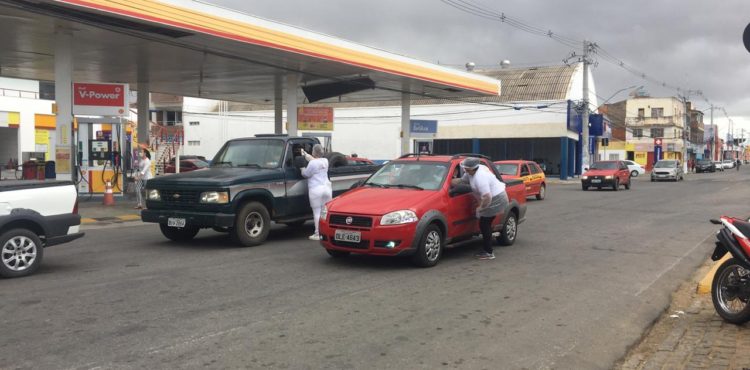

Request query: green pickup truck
[{"left": 141, "top": 135, "right": 379, "bottom": 246}]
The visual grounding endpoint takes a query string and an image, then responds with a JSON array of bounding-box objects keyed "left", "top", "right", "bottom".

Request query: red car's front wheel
[{"left": 412, "top": 224, "right": 443, "bottom": 268}]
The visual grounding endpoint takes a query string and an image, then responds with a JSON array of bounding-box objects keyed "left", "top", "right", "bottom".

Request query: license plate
[
  {"left": 335, "top": 230, "right": 361, "bottom": 243},
  {"left": 168, "top": 218, "right": 186, "bottom": 228},
  {"left": 591, "top": 179, "right": 601, "bottom": 183},
  {"left": 658, "top": 174, "right": 666, "bottom": 177}
]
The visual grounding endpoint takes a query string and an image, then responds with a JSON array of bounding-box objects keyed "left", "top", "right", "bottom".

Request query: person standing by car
[
  {"left": 134, "top": 149, "right": 152, "bottom": 209},
  {"left": 452, "top": 157, "right": 508, "bottom": 260},
  {"left": 301, "top": 144, "right": 332, "bottom": 241}
]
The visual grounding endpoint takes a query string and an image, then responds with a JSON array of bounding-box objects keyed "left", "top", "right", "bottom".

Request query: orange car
[{"left": 493, "top": 160, "right": 546, "bottom": 200}]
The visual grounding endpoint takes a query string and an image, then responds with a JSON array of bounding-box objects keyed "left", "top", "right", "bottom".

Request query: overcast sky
[{"left": 211, "top": 0, "right": 750, "bottom": 137}]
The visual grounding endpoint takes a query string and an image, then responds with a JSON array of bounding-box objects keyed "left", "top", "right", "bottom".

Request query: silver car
[{"left": 651, "top": 160, "right": 684, "bottom": 182}]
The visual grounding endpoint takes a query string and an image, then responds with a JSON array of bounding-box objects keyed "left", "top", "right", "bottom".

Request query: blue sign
[
  {"left": 409, "top": 120, "right": 438, "bottom": 136},
  {"left": 589, "top": 114, "right": 604, "bottom": 136},
  {"left": 654, "top": 146, "right": 663, "bottom": 163}
]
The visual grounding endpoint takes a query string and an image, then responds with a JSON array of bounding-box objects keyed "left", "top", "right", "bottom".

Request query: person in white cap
[
  {"left": 301, "top": 144, "right": 332, "bottom": 241},
  {"left": 451, "top": 157, "right": 508, "bottom": 260}
]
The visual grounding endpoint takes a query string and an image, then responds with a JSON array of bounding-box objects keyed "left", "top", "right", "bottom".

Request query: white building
[{"left": 0, "top": 77, "right": 56, "bottom": 168}]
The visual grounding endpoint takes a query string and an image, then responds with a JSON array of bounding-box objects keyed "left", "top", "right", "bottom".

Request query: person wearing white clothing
[
  {"left": 451, "top": 157, "right": 508, "bottom": 260},
  {"left": 301, "top": 144, "right": 332, "bottom": 240},
  {"left": 134, "top": 149, "right": 152, "bottom": 209}
]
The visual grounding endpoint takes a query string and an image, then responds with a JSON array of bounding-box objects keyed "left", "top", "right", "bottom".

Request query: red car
[
  {"left": 581, "top": 160, "right": 632, "bottom": 191},
  {"left": 494, "top": 160, "right": 546, "bottom": 200},
  {"left": 163, "top": 159, "right": 209, "bottom": 174},
  {"left": 319, "top": 154, "right": 528, "bottom": 267}
]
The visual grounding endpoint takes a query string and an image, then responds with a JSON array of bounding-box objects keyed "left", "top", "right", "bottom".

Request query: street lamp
[{"left": 597, "top": 85, "right": 641, "bottom": 110}]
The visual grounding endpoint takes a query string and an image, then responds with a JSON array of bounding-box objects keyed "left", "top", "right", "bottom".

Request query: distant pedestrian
[
  {"left": 737, "top": 159, "right": 742, "bottom": 171},
  {"left": 301, "top": 144, "right": 332, "bottom": 241},
  {"left": 451, "top": 157, "right": 508, "bottom": 260},
  {"left": 134, "top": 149, "right": 152, "bottom": 210}
]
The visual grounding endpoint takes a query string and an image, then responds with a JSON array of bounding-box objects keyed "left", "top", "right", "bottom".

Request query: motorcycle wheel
[{"left": 711, "top": 258, "right": 750, "bottom": 324}]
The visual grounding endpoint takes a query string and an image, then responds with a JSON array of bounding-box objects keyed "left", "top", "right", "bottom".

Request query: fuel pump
[{"left": 75, "top": 119, "right": 126, "bottom": 194}]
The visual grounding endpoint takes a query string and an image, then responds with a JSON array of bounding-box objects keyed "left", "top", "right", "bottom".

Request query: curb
[
  {"left": 81, "top": 214, "right": 141, "bottom": 225},
  {"left": 697, "top": 255, "right": 730, "bottom": 294}
]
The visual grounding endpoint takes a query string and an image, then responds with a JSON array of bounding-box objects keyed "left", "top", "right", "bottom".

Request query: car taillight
[{"left": 73, "top": 197, "right": 79, "bottom": 215}]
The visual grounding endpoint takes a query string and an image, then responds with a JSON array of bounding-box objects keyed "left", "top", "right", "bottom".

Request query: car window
[
  {"left": 520, "top": 165, "right": 530, "bottom": 176},
  {"left": 590, "top": 162, "right": 618, "bottom": 170},
  {"left": 494, "top": 163, "right": 518, "bottom": 175},
  {"left": 529, "top": 163, "right": 541, "bottom": 174}
]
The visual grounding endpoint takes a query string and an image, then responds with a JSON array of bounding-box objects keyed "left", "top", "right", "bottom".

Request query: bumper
[
  {"left": 581, "top": 179, "right": 615, "bottom": 187},
  {"left": 651, "top": 173, "right": 678, "bottom": 180},
  {"left": 319, "top": 221, "right": 419, "bottom": 256},
  {"left": 141, "top": 209, "right": 235, "bottom": 228}
]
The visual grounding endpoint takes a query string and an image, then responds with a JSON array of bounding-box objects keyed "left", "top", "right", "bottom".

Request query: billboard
[
  {"left": 297, "top": 107, "right": 333, "bottom": 131},
  {"left": 409, "top": 119, "right": 438, "bottom": 138},
  {"left": 72, "top": 83, "right": 129, "bottom": 116}
]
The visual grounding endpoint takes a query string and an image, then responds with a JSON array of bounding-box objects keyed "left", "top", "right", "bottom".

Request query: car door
[
  {"left": 527, "top": 162, "right": 543, "bottom": 194},
  {"left": 519, "top": 164, "right": 532, "bottom": 196},
  {"left": 284, "top": 139, "right": 315, "bottom": 216},
  {"left": 445, "top": 164, "right": 476, "bottom": 239},
  {"left": 618, "top": 161, "right": 630, "bottom": 182}
]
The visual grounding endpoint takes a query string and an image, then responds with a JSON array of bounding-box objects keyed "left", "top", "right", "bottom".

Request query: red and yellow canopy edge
[{"left": 56, "top": 0, "right": 500, "bottom": 96}]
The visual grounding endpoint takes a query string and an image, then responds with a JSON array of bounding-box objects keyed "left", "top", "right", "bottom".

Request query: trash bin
[
  {"left": 44, "top": 161, "right": 56, "bottom": 179},
  {"left": 22, "top": 161, "right": 37, "bottom": 180},
  {"left": 36, "top": 162, "right": 45, "bottom": 180}
]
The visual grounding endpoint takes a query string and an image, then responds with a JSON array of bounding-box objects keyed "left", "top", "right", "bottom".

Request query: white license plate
[
  {"left": 168, "top": 218, "right": 186, "bottom": 228},
  {"left": 335, "top": 230, "right": 361, "bottom": 243},
  {"left": 591, "top": 179, "right": 602, "bottom": 183},
  {"left": 658, "top": 174, "right": 666, "bottom": 177}
]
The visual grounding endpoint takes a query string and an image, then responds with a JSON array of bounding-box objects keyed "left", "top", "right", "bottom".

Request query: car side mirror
[{"left": 449, "top": 184, "right": 473, "bottom": 197}]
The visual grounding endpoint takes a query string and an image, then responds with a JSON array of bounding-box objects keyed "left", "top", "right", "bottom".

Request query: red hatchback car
[
  {"left": 493, "top": 160, "right": 546, "bottom": 200},
  {"left": 319, "top": 154, "right": 528, "bottom": 267},
  {"left": 581, "top": 160, "right": 632, "bottom": 191}
]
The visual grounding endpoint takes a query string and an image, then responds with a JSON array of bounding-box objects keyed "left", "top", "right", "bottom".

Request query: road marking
[{"left": 635, "top": 232, "right": 714, "bottom": 296}]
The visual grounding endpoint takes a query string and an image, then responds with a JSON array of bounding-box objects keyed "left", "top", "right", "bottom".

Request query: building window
[
  {"left": 638, "top": 108, "right": 645, "bottom": 118},
  {"left": 189, "top": 121, "right": 200, "bottom": 126},
  {"left": 651, "top": 108, "right": 664, "bottom": 118},
  {"left": 188, "top": 140, "right": 200, "bottom": 146},
  {"left": 651, "top": 128, "right": 664, "bottom": 138},
  {"left": 633, "top": 128, "right": 643, "bottom": 138}
]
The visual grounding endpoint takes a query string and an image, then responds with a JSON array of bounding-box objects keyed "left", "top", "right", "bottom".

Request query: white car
[
  {"left": 621, "top": 160, "right": 646, "bottom": 177},
  {"left": 713, "top": 161, "right": 724, "bottom": 171},
  {"left": 722, "top": 160, "right": 735, "bottom": 169}
]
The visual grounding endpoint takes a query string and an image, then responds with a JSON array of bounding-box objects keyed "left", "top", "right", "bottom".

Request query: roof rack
[
  {"left": 254, "top": 134, "right": 289, "bottom": 138},
  {"left": 450, "top": 153, "right": 491, "bottom": 160},
  {"left": 398, "top": 153, "right": 437, "bottom": 159}
]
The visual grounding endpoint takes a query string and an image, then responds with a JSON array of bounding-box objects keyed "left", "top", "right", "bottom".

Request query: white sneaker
[{"left": 309, "top": 234, "right": 321, "bottom": 241}]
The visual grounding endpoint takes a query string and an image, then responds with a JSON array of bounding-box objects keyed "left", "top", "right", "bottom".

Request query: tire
[
  {"left": 159, "top": 223, "right": 200, "bottom": 242},
  {"left": 0, "top": 229, "right": 43, "bottom": 278},
  {"left": 326, "top": 249, "right": 350, "bottom": 258},
  {"left": 711, "top": 258, "right": 750, "bottom": 324},
  {"left": 631, "top": 170, "right": 638, "bottom": 177},
  {"left": 612, "top": 179, "right": 619, "bottom": 191},
  {"left": 232, "top": 201, "right": 271, "bottom": 247},
  {"left": 411, "top": 224, "right": 443, "bottom": 267},
  {"left": 536, "top": 184, "right": 546, "bottom": 200},
  {"left": 625, "top": 178, "right": 631, "bottom": 190},
  {"left": 582, "top": 185, "right": 589, "bottom": 191},
  {"left": 325, "top": 152, "right": 348, "bottom": 168},
  {"left": 283, "top": 220, "right": 306, "bottom": 228},
  {"left": 496, "top": 212, "right": 518, "bottom": 246}
]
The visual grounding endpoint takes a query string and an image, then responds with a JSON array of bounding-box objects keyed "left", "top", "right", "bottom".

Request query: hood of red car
[
  {"left": 583, "top": 169, "right": 618, "bottom": 176},
  {"left": 327, "top": 187, "right": 438, "bottom": 215}
]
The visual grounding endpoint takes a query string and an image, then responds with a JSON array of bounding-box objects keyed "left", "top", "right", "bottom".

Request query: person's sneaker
[
  {"left": 474, "top": 251, "right": 495, "bottom": 260},
  {"left": 309, "top": 234, "right": 321, "bottom": 241}
]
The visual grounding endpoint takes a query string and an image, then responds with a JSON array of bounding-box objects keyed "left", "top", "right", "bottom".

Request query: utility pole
[
  {"left": 581, "top": 40, "right": 592, "bottom": 169},
  {"left": 678, "top": 90, "right": 699, "bottom": 172},
  {"left": 710, "top": 105, "right": 715, "bottom": 160}
]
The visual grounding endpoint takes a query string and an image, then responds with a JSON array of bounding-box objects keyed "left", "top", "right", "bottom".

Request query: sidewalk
[
  {"left": 78, "top": 196, "right": 143, "bottom": 225},
  {"left": 618, "top": 258, "right": 750, "bottom": 370}
]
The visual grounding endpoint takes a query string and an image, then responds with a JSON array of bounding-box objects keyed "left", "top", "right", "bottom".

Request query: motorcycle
[{"left": 709, "top": 216, "right": 750, "bottom": 324}]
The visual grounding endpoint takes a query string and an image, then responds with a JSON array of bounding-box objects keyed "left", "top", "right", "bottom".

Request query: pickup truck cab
[
  {"left": 319, "top": 154, "right": 527, "bottom": 267},
  {"left": 142, "top": 135, "right": 379, "bottom": 246},
  {"left": 0, "top": 180, "right": 84, "bottom": 278}
]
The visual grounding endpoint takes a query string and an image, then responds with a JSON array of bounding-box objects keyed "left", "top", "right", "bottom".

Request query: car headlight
[
  {"left": 581, "top": 176, "right": 588, "bottom": 180},
  {"left": 200, "top": 191, "right": 229, "bottom": 204},
  {"left": 147, "top": 189, "right": 161, "bottom": 201},
  {"left": 380, "top": 210, "right": 419, "bottom": 225},
  {"left": 605, "top": 175, "right": 613, "bottom": 179},
  {"left": 321, "top": 205, "right": 328, "bottom": 221}
]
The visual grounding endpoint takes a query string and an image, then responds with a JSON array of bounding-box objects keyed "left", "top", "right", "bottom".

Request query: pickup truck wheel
[
  {"left": 233, "top": 201, "right": 271, "bottom": 247},
  {"left": 0, "top": 229, "right": 43, "bottom": 278},
  {"left": 497, "top": 213, "right": 518, "bottom": 246},
  {"left": 536, "top": 184, "right": 546, "bottom": 200},
  {"left": 326, "top": 249, "right": 350, "bottom": 258},
  {"left": 411, "top": 224, "right": 443, "bottom": 267},
  {"left": 159, "top": 224, "right": 200, "bottom": 242}
]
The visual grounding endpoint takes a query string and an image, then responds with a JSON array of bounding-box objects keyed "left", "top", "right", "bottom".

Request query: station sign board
[
  {"left": 73, "top": 83, "right": 129, "bottom": 116},
  {"left": 409, "top": 119, "right": 438, "bottom": 138},
  {"left": 297, "top": 107, "right": 333, "bottom": 131}
]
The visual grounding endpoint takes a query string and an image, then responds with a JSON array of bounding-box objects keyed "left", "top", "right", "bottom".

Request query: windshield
[
  {"left": 590, "top": 162, "right": 618, "bottom": 170},
  {"left": 365, "top": 162, "right": 448, "bottom": 190},
  {"left": 494, "top": 164, "right": 519, "bottom": 175},
  {"left": 211, "top": 139, "right": 285, "bottom": 169},
  {"left": 697, "top": 160, "right": 711, "bottom": 165},
  {"left": 654, "top": 161, "right": 677, "bottom": 168}
]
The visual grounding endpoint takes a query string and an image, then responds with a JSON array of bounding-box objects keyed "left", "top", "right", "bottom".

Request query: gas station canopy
[{"left": 0, "top": 0, "right": 501, "bottom": 103}]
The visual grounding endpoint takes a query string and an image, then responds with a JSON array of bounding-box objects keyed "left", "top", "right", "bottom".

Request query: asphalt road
[{"left": 2, "top": 169, "right": 749, "bottom": 370}]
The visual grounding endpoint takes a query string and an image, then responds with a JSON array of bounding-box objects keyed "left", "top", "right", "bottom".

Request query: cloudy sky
[{"left": 211, "top": 0, "right": 750, "bottom": 137}]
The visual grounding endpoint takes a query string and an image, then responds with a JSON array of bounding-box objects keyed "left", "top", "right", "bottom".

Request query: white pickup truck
[{"left": 0, "top": 180, "right": 84, "bottom": 278}]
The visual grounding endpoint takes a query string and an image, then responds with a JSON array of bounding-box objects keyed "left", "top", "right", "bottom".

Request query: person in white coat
[
  {"left": 134, "top": 149, "right": 152, "bottom": 209},
  {"left": 301, "top": 144, "right": 332, "bottom": 240}
]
